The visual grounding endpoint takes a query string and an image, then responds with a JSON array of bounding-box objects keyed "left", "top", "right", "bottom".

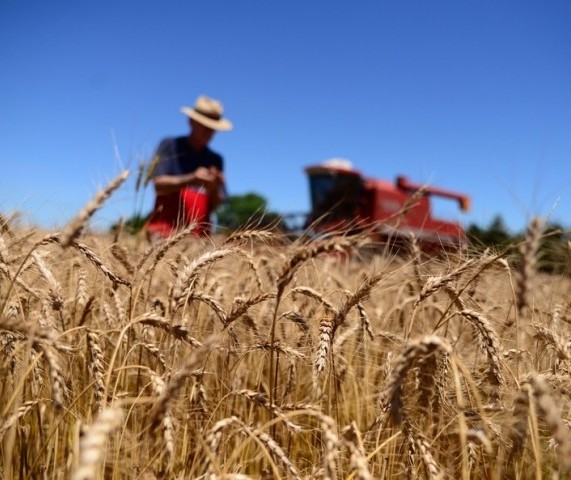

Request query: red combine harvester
[{"left": 299, "top": 159, "right": 471, "bottom": 252}]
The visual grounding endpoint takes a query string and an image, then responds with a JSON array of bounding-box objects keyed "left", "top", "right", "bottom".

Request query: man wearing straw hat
[{"left": 146, "top": 95, "right": 233, "bottom": 238}]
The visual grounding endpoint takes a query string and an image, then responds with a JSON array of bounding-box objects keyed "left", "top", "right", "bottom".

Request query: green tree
[
  {"left": 216, "top": 192, "right": 282, "bottom": 231},
  {"left": 110, "top": 213, "right": 148, "bottom": 235},
  {"left": 535, "top": 222, "right": 570, "bottom": 274},
  {"left": 467, "top": 215, "right": 513, "bottom": 249}
]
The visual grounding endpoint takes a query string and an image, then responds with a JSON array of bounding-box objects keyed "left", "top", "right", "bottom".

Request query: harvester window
[{"left": 309, "top": 174, "right": 362, "bottom": 221}]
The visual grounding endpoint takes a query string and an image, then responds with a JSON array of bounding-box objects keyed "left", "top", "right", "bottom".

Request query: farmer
[{"left": 146, "top": 95, "right": 233, "bottom": 238}]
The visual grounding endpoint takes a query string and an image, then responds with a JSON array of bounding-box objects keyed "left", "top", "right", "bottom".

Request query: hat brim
[{"left": 181, "top": 107, "right": 233, "bottom": 132}]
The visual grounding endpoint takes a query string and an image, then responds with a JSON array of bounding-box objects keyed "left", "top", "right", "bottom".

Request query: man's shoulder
[
  {"left": 156, "top": 136, "right": 177, "bottom": 153},
  {"left": 158, "top": 135, "right": 186, "bottom": 148}
]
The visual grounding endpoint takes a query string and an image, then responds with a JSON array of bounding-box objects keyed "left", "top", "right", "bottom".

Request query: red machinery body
[{"left": 304, "top": 160, "right": 471, "bottom": 250}]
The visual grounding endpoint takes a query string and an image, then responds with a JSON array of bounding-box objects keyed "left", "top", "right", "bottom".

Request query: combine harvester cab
[{"left": 304, "top": 159, "right": 471, "bottom": 252}]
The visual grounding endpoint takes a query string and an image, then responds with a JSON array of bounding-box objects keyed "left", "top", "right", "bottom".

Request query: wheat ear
[
  {"left": 320, "top": 412, "right": 340, "bottom": 480},
  {"left": 70, "top": 240, "right": 130, "bottom": 286},
  {"left": 232, "top": 389, "right": 301, "bottom": 432},
  {"left": 457, "top": 309, "right": 504, "bottom": 389},
  {"left": 224, "top": 293, "right": 276, "bottom": 327},
  {"left": 150, "top": 371, "right": 175, "bottom": 469},
  {"left": 412, "top": 429, "right": 442, "bottom": 480},
  {"left": 275, "top": 236, "right": 358, "bottom": 301},
  {"left": 171, "top": 248, "right": 234, "bottom": 312},
  {"left": 315, "top": 273, "right": 383, "bottom": 376},
  {"left": 0, "top": 400, "right": 40, "bottom": 440},
  {"left": 148, "top": 335, "right": 218, "bottom": 430},
  {"left": 71, "top": 406, "right": 124, "bottom": 480},
  {"left": 515, "top": 217, "right": 543, "bottom": 314},
  {"left": 223, "top": 229, "right": 277, "bottom": 246},
  {"left": 341, "top": 421, "right": 372, "bottom": 480},
  {"left": 110, "top": 242, "right": 134, "bottom": 276},
  {"left": 530, "top": 375, "right": 571, "bottom": 470},
  {"left": 86, "top": 331, "right": 105, "bottom": 413},
  {"left": 291, "top": 286, "right": 338, "bottom": 315},
  {"left": 531, "top": 323, "right": 569, "bottom": 362},
  {"left": 0, "top": 316, "right": 66, "bottom": 409},
  {"left": 60, "top": 170, "right": 130, "bottom": 247},
  {"left": 133, "top": 313, "right": 202, "bottom": 347},
  {"left": 204, "top": 416, "right": 241, "bottom": 478},
  {"left": 385, "top": 335, "right": 452, "bottom": 424}
]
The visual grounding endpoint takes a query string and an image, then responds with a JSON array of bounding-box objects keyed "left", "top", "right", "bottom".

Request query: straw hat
[{"left": 180, "top": 95, "right": 233, "bottom": 131}]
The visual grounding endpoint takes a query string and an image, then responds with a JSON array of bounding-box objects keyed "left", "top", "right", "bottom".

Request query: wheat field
[{"left": 1, "top": 186, "right": 571, "bottom": 479}]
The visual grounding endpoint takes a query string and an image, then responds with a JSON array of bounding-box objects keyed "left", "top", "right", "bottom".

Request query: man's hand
[
  {"left": 191, "top": 167, "right": 223, "bottom": 191},
  {"left": 153, "top": 167, "right": 225, "bottom": 201}
]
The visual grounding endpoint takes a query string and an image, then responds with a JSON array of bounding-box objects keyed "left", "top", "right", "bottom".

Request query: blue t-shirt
[{"left": 152, "top": 136, "right": 224, "bottom": 177}]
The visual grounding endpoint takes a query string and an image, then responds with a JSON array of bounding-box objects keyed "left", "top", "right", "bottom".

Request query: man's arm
[{"left": 153, "top": 167, "right": 222, "bottom": 197}]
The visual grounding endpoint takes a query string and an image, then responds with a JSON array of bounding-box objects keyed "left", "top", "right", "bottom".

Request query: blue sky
[{"left": 1, "top": 1, "right": 570, "bottom": 234}]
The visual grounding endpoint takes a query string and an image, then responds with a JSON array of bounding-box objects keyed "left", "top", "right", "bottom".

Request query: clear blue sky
[{"left": 1, "top": 1, "right": 570, "bottom": 234}]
